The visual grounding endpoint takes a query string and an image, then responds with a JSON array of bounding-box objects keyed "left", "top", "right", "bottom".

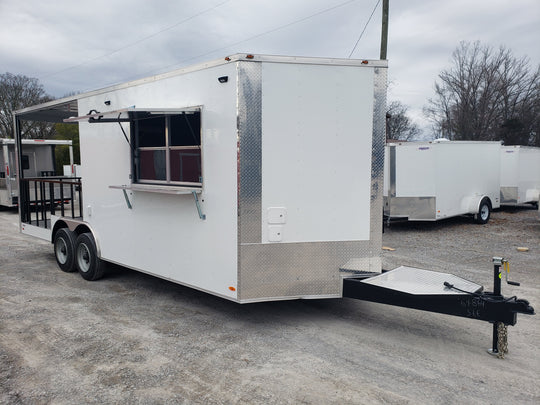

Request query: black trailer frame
[{"left": 343, "top": 257, "right": 534, "bottom": 358}]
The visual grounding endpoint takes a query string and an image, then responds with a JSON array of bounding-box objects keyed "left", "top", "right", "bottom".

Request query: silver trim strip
[{"left": 237, "top": 62, "right": 263, "bottom": 244}]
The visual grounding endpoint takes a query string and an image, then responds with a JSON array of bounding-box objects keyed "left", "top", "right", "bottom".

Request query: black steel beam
[{"left": 343, "top": 278, "right": 533, "bottom": 325}]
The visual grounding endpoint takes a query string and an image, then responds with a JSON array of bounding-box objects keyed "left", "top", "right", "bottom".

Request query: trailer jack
[{"left": 343, "top": 257, "right": 534, "bottom": 358}]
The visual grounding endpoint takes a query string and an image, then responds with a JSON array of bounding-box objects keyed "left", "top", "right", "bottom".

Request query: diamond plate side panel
[
  {"left": 500, "top": 186, "right": 518, "bottom": 204},
  {"left": 369, "top": 67, "right": 387, "bottom": 254},
  {"left": 237, "top": 62, "right": 262, "bottom": 244}
]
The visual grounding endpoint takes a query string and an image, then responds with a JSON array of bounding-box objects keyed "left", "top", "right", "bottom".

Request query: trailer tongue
[{"left": 343, "top": 257, "right": 534, "bottom": 358}]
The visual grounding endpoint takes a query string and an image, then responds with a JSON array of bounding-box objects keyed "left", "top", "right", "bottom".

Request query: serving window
[{"left": 133, "top": 111, "right": 202, "bottom": 187}]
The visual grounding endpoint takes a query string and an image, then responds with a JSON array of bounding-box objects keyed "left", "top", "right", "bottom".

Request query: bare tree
[
  {"left": 386, "top": 100, "right": 421, "bottom": 141},
  {"left": 0, "top": 72, "right": 53, "bottom": 139},
  {"left": 424, "top": 41, "right": 539, "bottom": 145}
]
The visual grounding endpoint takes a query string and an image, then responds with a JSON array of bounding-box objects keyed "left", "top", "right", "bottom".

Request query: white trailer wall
[
  {"left": 77, "top": 62, "right": 239, "bottom": 300},
  {"left": 500, "top": 146, "right": 540, "bottom": 204},
  {"left": 260, "top": 63, "right": 373, "bottom": 243},
  {"left": 434, "top": 142, "right": 500, "bottom": 219}
]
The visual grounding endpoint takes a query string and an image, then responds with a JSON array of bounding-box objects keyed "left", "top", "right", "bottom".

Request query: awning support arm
[{"left": 117, "top": 114, "right": 133, "bottom": 151}]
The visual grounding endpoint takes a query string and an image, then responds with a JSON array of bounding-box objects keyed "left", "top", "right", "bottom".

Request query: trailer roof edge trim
[{"left": 14, "top": 53, "right": 387, "bottom": 125}]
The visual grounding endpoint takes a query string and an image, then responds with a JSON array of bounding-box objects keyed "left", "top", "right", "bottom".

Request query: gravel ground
[{"left": 0, "top": 206, "right": 539, "bottom": 404}]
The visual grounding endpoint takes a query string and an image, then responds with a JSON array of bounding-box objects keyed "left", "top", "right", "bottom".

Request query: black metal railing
[{"left": 20, "top": 177, "right": 82, "bottom": 228}]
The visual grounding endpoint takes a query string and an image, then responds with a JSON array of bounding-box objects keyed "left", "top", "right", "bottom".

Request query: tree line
[
  {"left": 424, "top": 41, "right": 539, "bottom": 146},
  {"left": 387, "top": 41, "right": 538, "bottom": 145},
  {"left": 0, "top": 72, "right": 80, "bottom": 171},
  {"left": 1, "top": 41, "right": 539, "bottom": 146}
]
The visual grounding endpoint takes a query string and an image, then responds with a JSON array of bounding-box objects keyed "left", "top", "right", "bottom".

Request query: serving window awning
[
  {"left": 16, "top": 99, "right": 79, "bottom": 123},
  {"left": 63, "top": 106, "right": 201, "bottom": 123}
]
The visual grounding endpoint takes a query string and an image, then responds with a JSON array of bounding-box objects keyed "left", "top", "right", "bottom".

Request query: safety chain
[{"left": 497, "top": 322, "right": 509, "bottom": 359}]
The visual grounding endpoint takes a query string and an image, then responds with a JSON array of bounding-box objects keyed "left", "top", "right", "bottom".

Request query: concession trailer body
[
  {"left": 14, "top": 54, "right": 533, "bottom": 355},
  {"left": 14, "top": 54, "right": 387, "bottom": 302},
  {"left": 384, "top": 140, "right": 501, "bottom": 224},
  {"left": 500, "top": 145, "right": 540, "bottom": 206},
  {"left": 0, "top": 138, "right": 73, "bottom": 207}
]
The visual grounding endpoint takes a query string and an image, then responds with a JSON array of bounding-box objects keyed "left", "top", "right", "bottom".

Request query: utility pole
[{"left": 380, "top": 0, "right": 389, "bottom": 60}]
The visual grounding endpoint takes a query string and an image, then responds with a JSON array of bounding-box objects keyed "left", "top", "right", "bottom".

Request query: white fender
[
  {"left": 525, "top": 189, "right": 540, "bottom": 203},
  {"left": 460, "top": 195, "right": 490, "bottom": 215}
]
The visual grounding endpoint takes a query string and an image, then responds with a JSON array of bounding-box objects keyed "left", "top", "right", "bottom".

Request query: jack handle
[{"left": 503, "top": 260, "right": 520, "bottom": 286}]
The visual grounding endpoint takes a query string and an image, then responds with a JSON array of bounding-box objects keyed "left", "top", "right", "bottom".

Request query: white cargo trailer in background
[
  {"left": 500, "top": 145, "right": 540, "bottom": 206},
  {"left": 63, "top": 164, "right": 81, "bottom": 177},
  {"left": 0, "top": 138, "right": 73, "bottom": 207},
  {"left": 384, "top": 140, "right": 501, "bottom": 223}
]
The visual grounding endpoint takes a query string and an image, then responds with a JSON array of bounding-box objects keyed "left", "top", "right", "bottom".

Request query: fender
[
  {"left": 51, "top": 216, "right": 102, "bottom": 259},
  {"left": 460, "top": 195, "right": 490, "bottom": 215}
]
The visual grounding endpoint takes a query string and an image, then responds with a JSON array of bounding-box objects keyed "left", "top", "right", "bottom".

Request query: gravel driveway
[{"left": 1, "top": 206, "right": 539, "bottom": 404}]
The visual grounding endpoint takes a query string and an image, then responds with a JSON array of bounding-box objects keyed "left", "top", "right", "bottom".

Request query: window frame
[{"left": 130, "top": 108, "right": 202, "bottom": 188}]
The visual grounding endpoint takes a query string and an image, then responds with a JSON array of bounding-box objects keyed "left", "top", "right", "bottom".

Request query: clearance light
[
  {"left": 229, "top": 286, "right": 236, "bottom": 291},
  {"left": 361, "top": 60, "right": 369, "bottom": 64},
  {"left": 225, "top": 57, "right": 231, "bottom": 61},
  {"left": 246, "top": 54, "right": 254, "bottom": 59}
]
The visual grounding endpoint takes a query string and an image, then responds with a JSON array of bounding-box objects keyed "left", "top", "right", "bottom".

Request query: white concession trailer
[
  {"left": 14, "top": 54, "right": 387, "bottom": 302},
  {"left": 384, "top": 140, "right": 502, "bottom": 224},
  {"left": 500, "top": 145, "right": 540, "bottom": 206},
  {"left": 0, "top": 138, "right": 73, "bottom": 207},
  {"left": 13, "top": 54, "right": 534, "bottom": 354}
]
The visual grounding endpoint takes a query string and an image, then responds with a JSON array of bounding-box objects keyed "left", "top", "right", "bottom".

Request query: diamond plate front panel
[{"left": 239, "top": 241, "right": 380, "bottom": 301}]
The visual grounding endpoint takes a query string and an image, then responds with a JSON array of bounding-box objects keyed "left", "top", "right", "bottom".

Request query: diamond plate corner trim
[
  {"left": 237, "top": 62, "right": 263, "bottom": 245},
  {"left": 369, "top": 67, "right": 388, "bottom": 253}
]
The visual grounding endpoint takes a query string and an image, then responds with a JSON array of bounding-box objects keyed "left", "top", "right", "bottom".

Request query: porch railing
[{"left": 20, "top": 177, "right": 82, "bottom": 228}]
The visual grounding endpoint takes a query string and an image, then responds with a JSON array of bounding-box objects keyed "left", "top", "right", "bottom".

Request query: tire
[
  {"left": 53, "top": 228, "right": 77, "bottom": 272},
  {"left": 475, "top": 198, "right": 491, "bottom": 224},
  {"left": 75, "top": 232, "right": 106, "bottom": 281}
]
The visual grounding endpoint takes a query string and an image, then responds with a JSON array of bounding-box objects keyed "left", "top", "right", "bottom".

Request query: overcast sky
[{"left": 1, "top": 0, "right": 539, "bottom": 136}]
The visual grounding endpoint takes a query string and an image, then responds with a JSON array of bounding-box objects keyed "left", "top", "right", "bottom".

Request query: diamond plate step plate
[{"left": 361, "top": 266, "right": 482, "bottom": 295}]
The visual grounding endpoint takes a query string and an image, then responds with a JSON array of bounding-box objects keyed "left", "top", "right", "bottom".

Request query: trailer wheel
[
  {"left": 53, "top": 228, "right": 76, "bottom": 272},
  {"left": 475, "top": 198, "right": 491, "bottom": 224},
  {"left": 75, "top": 232, "right": 106, "bottom": 281}
]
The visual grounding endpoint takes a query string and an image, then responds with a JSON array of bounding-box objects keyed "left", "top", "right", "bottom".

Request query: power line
[
  {"left": 348, "top": 0, "right": 381, "bottom": 58},
  {"left": 39, "top": 0, "right": 231, "bottom": 80},
  {"left": 123, "top": 0, "right": 359, "bottom": 82}
]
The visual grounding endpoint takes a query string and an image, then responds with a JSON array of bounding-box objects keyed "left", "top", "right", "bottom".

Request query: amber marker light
[
  {"left": 246, "top": 54, "right": 254, "bottom": 59},
  {"left": 361, "top": 60, "right": 369, "bottom": 64},
  {"left": 229, "top": 286, "right": 236, "bottom": 291},
  {"left": 225, "top": 57, "right": 231, "bottom": 61}
]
